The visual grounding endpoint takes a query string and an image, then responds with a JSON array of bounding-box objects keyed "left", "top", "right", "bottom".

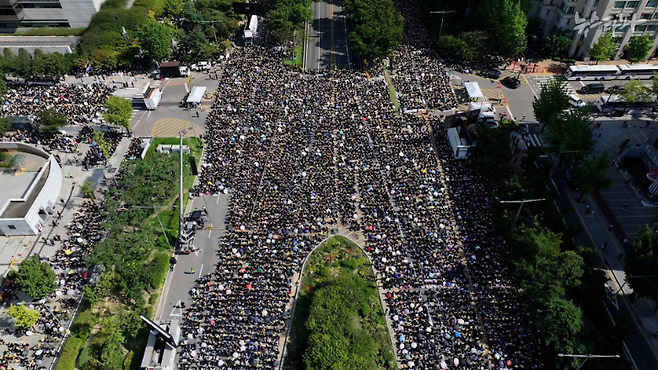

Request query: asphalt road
[
  {"left": 305, "top": 0, "right": 350, "bottom": 70},
  {"left": 156, "top": 193, "right": 229, "bottom": 321},
  {"left": 450, "top": 71, "right": 657, "bottom": 122}
]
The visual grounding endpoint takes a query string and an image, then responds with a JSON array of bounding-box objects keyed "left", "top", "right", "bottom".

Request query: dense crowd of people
[
  {"left": 2, "top": 83, "right": 116, "bottom": 124},
  {"left": 179, "top": 42, "right": 541, "bottom": 370}
]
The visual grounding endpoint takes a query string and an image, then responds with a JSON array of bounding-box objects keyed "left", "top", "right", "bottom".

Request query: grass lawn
[
  {"left": 384, "top": 70, "right": 401, "bottom": 112},
  {"left": 283, "top": 43, "right": 304, "bottom": 69}
]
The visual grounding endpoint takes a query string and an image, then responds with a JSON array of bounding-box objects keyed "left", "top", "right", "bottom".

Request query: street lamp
[
  {"left": 429, "top": 11, "right": 457, "bottom": 41},
  {"left": 499, "top": 198, "right": 546, "bottom": 231},
  {"left": 614, "top": 275, "right": 656, "bottom": 295},
  {"left": 558, "top": 353, "right": 620, "bottom": 370}
]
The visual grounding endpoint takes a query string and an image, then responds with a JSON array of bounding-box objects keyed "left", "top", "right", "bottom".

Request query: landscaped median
[
  {"left": 55, "top": 137, "right": 202, "bottom": 370},
  {"left": 283, "top": 236, "right": 396, "bottom": 370}
]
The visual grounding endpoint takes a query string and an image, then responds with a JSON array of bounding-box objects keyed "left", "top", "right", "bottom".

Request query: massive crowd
[
  {"left": 179, "top": 41, "right": 541, "bottom": 369},
  {"left": 2, "top": 83, "right": 116, "bottom": 125}
]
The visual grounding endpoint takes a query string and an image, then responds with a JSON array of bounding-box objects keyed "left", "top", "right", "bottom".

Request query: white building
[
  {"left": 530, "top": 0, "right": 658, "bottom": 60},
  {"left": 0, "top": 143, "right": 62, "bottom": 236},
  {"left": 0, "top": 0, "right": 106, "bottom": 31}
]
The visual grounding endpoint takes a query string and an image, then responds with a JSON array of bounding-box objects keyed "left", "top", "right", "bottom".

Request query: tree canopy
[
  {"left": 15, "top": 255, "right": 56, "bottom": 300},
  {"left": 618, "top": 79, "right": 650, "bottom": 104},
  {"left": 573, "top": 151, "right": 613, "bottom": 201},
  {"left": 7, "top": 304, "right": 39, "bottom": 329},
  {"left": 625, "top": 35, "right": 653, "bottom": 63},
  {"left": 470, "top": 127, "right": 514, "bottom": 184},
  {"left": 532, "top": 78, "right": 570, "bottom": 124},
  {"left": 542, "top": 32, "right": 571, "bottom": 58},
  {"left": 344, "top": 0, "right": 404, "bottom": 61},
  {"left": 478, "top": 0, "right": 528, "bottom": 58},
  {"left": 625, "top": 225, "right": 658, "bottom": 299},
  {"left": 589, "top": 32, "right": 616, "bottom": 62},
  {"left": 544, "top": 108, "right": 596, "bottom": 161},
  {"left": 137, "top": 18, "right": 175, "bottom": 62},
  {"left": 103, "top": 96, "right": 133, "bottom": 132},
  {"left": 35, "top": 109, "right": 67, "bottom": 134}
]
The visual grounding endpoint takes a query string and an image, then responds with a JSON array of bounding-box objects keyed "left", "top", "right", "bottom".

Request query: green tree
[
  {"left": 0, "top": 77, "right": 8, "bottom": 105},
  {"left": 103, "top": 96, "right": 132, "bottom": 132},
  {"left": 138, "top": 18, "right": 175, "bottom": 62},
  {"left": 573, "top": 151, "right": 613, "bottom": 202},
  {"left": 650, "top": 71, "right": 658, "bottom": 96},
  {"left": 532, "top": 78, "right": 570, "bottom": 124},
  {"left": 164, "top": 0, "right": 184, "bottom": 18},
  {"left": 0, "top": 117, "right": 10, "bottom": 135},
  {"left": 15, "top": 254, "right": 57, "bottom": 300},
  {"left": 93, "top": 131, "right": 111, "bottom": 160},
  {"left": 79, "top": 182, "right": 95, "bottom": 199},
  {"left": 588, "top": 32, "right": 616, "bottom": 62},
  {"left": 618, "top": 79, "right": 650, "bottom": 106},
  {"left": 479, "top": 0, "right": 527, "bottom": 58},
  {"left": 542, "top": 297, "right": 585, "bottom": 362},
  {"left": 6, "top": 304, "right": 39, "bottom": 329},
  {"left": 470, "top": 127, "right": 514, "bottom": 183},
  {"left": 35, "top": 109, "right": 67, "bottom": 134},
  {"left": 345, "top": 0, "right": 404, "bottom": 61},
  {"left": 624, "top": 225, "right": 658, "bottom": 299},
  {"left": 543, "top": 32, "right": 571, "bottom": 58},
  {"left": 437, "top": 31, "right": 489, "bottom": 60},
  {"left": 543, "top": 108, "right": 595, "bottom": 161},
  {"left": 625, "top": 35, "right": 653, "bottom": 63}
]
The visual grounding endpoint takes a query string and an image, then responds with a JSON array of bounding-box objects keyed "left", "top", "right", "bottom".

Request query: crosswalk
[
  {"left": 531, "top": 76, "right": 579, "bottom": 97},
  {"left": 150, "top": 118, "right": 206, "bottom": 138}
]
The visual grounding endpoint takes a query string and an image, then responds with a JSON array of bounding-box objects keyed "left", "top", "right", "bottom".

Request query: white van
[
  {"left": 568, "top": 94, "right": 586, "bottom": 107},
  {"left": 191, "top": 61, "right": 211, "bottom": 71}
]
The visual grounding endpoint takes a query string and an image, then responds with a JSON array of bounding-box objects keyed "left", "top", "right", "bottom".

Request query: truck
[
  {"left": 243, "top": 15, "right": 258, "bottom": 46},
  {"left": 159, "top": 61, "right": 190, "bottom": 78}
]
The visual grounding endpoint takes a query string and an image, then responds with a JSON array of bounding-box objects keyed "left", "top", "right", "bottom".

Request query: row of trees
[
  {"left": 589, "top": 32, "right": 654, "bottom": 63},
  {"left": 343, "top": 0, "right": 404, "bottom": 61},
  {"left": 469, "top": 76, "right": 633, "bottom": 367}
]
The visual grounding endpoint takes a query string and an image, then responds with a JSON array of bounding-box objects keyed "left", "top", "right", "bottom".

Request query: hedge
[{"left": 55, "top": 336, "right": 84, "bottom": 370}]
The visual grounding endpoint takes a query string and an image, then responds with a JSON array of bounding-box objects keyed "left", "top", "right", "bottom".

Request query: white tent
[
  {"left": 463, "top": 82, "right": 483, "bottom": 99},
  {"left": 187, "top": 86, "right": 207, "bottom": 103}
]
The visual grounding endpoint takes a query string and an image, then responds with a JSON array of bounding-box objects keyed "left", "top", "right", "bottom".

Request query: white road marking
[
  {"left": 216, "top": 194, "right": 221, "bottom": 204},
  {"left": 198, "top": 264, "right": 203, "bottom": 278},
  {"left": 208, "top": 228, "right": 212, "bottom": 239},
  {"left": 170, "top": 300, "right": 183, "bottom": 317}
]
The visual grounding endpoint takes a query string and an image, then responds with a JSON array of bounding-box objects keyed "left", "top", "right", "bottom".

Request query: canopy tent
[
  {"left": 187, "top": 86, "right": 207, "bottom": 104},
  {"left": 463, "top": 82, "right": 483, "bottom": 99}
]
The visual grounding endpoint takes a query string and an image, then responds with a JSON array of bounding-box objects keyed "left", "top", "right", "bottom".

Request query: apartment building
[
  {"left": 0, "top": 0, "right": 106, "bottom": 31},
  {"left": 530, "top": 0, "right": 658, "bottom": 60}
]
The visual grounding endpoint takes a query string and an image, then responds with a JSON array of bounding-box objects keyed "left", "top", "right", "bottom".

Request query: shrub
[
  {"left": 123, "top": 350, "right": 134, "bottom": 370},
  {"left": 145, "top": 252, "right": 170, "bottom": 289},
  {"left": 77, "top": 345, "right": 91, "bottom": 368},
  {"left": 55, "top": 336, "right": 84, "bottom": 370}
]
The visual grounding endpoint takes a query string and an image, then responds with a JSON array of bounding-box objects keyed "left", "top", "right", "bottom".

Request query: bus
[
  {"left": 617, "top": 64, "right": 658, "bottom": 80},
  {"left": 596, "top": 95, "right": 653, "bottom": 115},
  {"left": 563, "top": 65, "right": 620, "bottom": 81}
]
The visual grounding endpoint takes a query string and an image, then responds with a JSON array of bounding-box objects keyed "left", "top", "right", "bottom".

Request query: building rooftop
[{"left": 0, "top": 151, "right": 48, "bottom": 219}]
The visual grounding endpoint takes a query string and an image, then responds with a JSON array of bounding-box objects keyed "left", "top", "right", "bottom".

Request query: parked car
[
  {"left": 501, "top": 76, "right": 520, "bottom": 89},
  {"left": 480, "top": 69, "right": 501, "bottom": 79}
]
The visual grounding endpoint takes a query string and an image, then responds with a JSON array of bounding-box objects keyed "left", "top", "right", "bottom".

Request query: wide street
[
  {"left": 305, "top": 0, "right": 351, "bottom": 70},
  {"left": 130, "top": 71, "right": 220, "bottom": 138},
  {"left": 450, "top": 70, "right": 657, "bottom": 122},
  {"left": 156, "top": 193, "right": 229, "bottom": 321}
]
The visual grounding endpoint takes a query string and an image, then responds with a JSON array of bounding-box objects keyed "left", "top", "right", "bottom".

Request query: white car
[{"left": 569, "top": 94, "right": 586, "bottom": 107}]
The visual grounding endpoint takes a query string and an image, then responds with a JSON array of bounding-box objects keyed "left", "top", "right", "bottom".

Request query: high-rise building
[
  {"left": 530, "top": 0, "right": 658, "bottom": 60},
  {"left": 0, "top": 0, "right": 106, "bottom": 31}
]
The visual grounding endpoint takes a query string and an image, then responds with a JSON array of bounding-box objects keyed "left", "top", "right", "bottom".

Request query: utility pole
[
  {"left": 179, "top": 130, "right": 185, "bottom": 252},
  {"left": 499, "top": 198, "right": 546, "bottom": 231},
  {"left": 199, "top": 19, "right": 225, "bottom": 44},
  {"left": 131, "top": 205, "right": 171, "bottom": 246},
  {"left": 429, "top": 10, "right": 457, "bottom": 41},
  {"left": 558, "top": 353, "right": 620, "bottom": 370}
]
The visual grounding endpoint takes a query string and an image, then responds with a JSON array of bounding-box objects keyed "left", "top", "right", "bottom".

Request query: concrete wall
[{"left": 60, "top": 0, "right": 105, "bottom": 28}]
